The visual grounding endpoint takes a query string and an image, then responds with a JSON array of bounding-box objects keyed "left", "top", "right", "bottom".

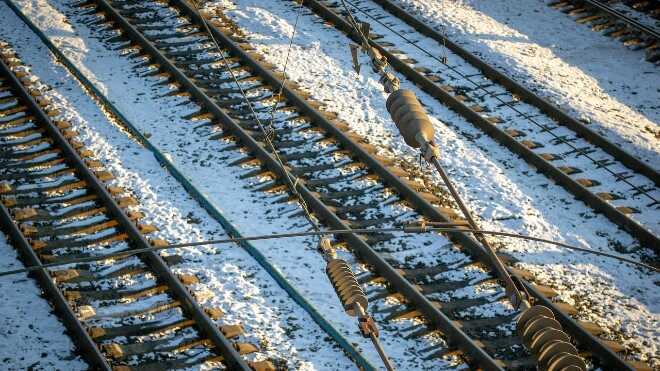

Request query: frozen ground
[
  {"left": 0, "top": 1, "right": 447, "bottom": 369},
  {"left": 0, "top": 4, "right": 359, "bottom": 370},
  {"left": 0, "top": 234, "right": 88, "bottom": 370},
  {"left": 392, "top": 0, "right": 659, "bottom": 171},
  {"left": 1, "top": 0, "right": 658, "bottom": 368},
  {"left": 606, "top": 0, "right": 660, "bottom": 30},
  {"left": 302, "top": 0, "right": 659, "bottom": 233},
  {"left": 211, "top": 0, "right": 659, "bottom": 364}
]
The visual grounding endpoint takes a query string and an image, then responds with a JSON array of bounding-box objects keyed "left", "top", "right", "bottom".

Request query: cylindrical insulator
[
  {"left": 326, "top": 259, "right": 368, "bottom": 316},
  {"left": 516, "top": 305, "right": 554, "bottom": 337},
  {"left": 516, "top": 305, "right": 586, "bottom": 371},
  {"left": 529, "top": 328, "right": 569, "bottom": 354},
  {"left": 385, "top": 89, "right": 435, "bottom": 148},
  {"left": 521, "top": 316, "right": 562, "bottom": 347},
  {"left": 545, "top": 352, "right": 585, "bottom": 371},
  {"left": 539, "top": 341, "right": 580, "bottom": 369}
]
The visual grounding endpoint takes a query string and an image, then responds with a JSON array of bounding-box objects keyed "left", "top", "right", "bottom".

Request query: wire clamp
[
  {"left": 420, "top": 140, "right": 440, "bottom": 162},
  {"left": 358, "top": 314, "right": 379, "bottom": 338},
  {"left": 264, "top": 125, "right": 276, "bottom": 142},
  {"left": 318, "top": 237, "right": 335, "bottom": 259},
  {"left": 378, "top": 72, "right": 399, "bottom": 93},
  {"left": 349, "top": 43, "right": 361, "bottom": 74}
]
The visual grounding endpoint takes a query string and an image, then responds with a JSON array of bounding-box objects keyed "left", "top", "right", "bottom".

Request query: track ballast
[
  {"left": 549, "top": 0, "right": 659, "bottom": 62},
  {"left": 298, "top": 0, "right": 660, "bottom": 252},
  {"left": 0, "top": 39, "right": 273, "bottom": 371},
  {"left": 65, "top": 0, "right": 655, "bottom": 369}
]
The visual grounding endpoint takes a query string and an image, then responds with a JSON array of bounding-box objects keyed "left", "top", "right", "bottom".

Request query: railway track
[
  {"left": 290, "top": 0, "right": 660, "bottom": 252},
  {"left": 65, "top": 0, "right": 654, "bottom": 369},
  {"left": 548, "top": 0, "right": 660, "bottom": 62},
  {"left": 0, "top": 40, "right": 274, "bottom": 371}
]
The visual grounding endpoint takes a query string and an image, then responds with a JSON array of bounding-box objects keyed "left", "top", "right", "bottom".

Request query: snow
[
  {"left": 0, "top": 0, "right": 657, "bottom": 368},
  {"left": 0, "top": 5, "right": 359, "bottom": 370},
  {"left": 0, "top": 1, "right": 468, "bottom": 369},
  {"left": 297, "top": 0, "right": 659, "bottom": 233},
  {"left": 391, "top": 0, "right": 659, "bottom": 171},
  {"left": 202, "top": 0, "right": 659, "bottom": 365},
  {"left": 0, "top": 234, "right": 88, "bottom": 370}
]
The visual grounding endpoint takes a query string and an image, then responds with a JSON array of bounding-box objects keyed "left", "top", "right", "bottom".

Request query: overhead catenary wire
[
  {"left": 338, "top": 0, "right": 531, "bottom": 308},
  {"left": 340, "top": 0, "right": 371, "bottom": 46},
  {"left": 186, "top": 0, "right": 322, "bottom": 234},
  {"left": 2, "top": 2, "right": 648, "bottom": 370},
  {"left": 0, "top": 225, "right": 655, "bottom": 279},
  {"left": 0, "top": 3, "right": 377, "bottom": 366},
  {"left": 336, "top": 4, "right": 625, "bottom": 368},
  {"left": 430, "top": 154, "right": 528, "bottom": 307},
  {"left": 178, "top": 2, "right": 648, "bottom": 369},
  {"left": 177, "top": 3, "right": 396, "bottom": 370},
  {"left": 264, "top": 0, "right": 305, "bottom": 137},
  {"left": 301, "top": 2, "right": 645, "bottom": 368},
  {"left": 336, "top": 0, "right": 657, "bottom": 204}
]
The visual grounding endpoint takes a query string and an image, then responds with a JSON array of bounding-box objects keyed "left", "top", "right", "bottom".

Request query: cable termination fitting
[
  {"left": 384, "top": 87, "right": 586, "bottom": 370},
  {"left": 318, "top": 237, "right": 336, "bottom": 260},
  {"left": 349, "top": 20, "right": 400, "bottom": 94},
  {"left": 325, "top": 258, "right": 394, "bottom": 369},
  {"left": 379, "top": 72, "right": 400, "bottom": 94},
  {"left": 358, "top": 313, "right": 379, "bottom": 338}
]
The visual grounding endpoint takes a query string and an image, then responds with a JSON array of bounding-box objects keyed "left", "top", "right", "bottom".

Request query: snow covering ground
[
  {"left": 606, "top": 1, "right": 660, "bottom": 31},
  {"left": 0, "top": 4, "right": 359, "bottom": 369},
  {"left": 391, "top": 0, "right": 659, "bottom": 171},
  {"left": 0, "top": 1, "right": 450, "bottom": 369},
  {"left": 0, "top": 0, "right": 657, "bottom": 368},
  {"left": 0, "top": 235, "right": 88, "bottom": 370},
  {"left": 307, "top": 0, "right": 659, "bottom": 234},
  {"left": 206, "top": 0, "right": 659, "bottom": 365}
]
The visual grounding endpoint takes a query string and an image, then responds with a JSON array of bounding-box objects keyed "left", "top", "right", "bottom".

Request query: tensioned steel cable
[
  {"left": 340, "top": 0, "right": 371, "bottom": 46},
  {"left": 178, "top": 4, "right": 399, "bottom": 369},
  {"left": 0, "top": 225, "right": 655, "bottom": 278},
  {"left": 428, "top": 155, "right": 528, "bottom": 305},
  {"left": 337, "top": 0, "right": 657, "bottom": 204},
  {"left": 182, "top": 5, "right": 397, "bottom": 368},
  {"left": 264, "top": 0, "right": 305, "bottom": 139},
  {"left": 186, "top": 0, "right": 323, "bottom": 234},
  {"left": 336, "top": 0, "right": 531, "bottom": 308},
  {"left": 340, "top": 0, "right": 400, "bottom": 92}
]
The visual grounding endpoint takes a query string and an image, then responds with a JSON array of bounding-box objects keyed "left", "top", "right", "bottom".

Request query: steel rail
[
  {"left": 0, "top": 58, "right": 111, "bottom": 371},
  {"left": 369, "top": 0, "right": 659, "bottom": 184},
  {"left": 581, "top": 0, "right": 660, "bottom": 40},
  {"left": 1, "top": 1, "right": 377, "bottom": 367},
  {"left": 173, "top": 1, "right": 640, "bottom": 369},
  {"left": 0, "top": 39, "right": 250, "bottom": 370},
  {"left": 0, "top": 203, "right": 112, "bottom": 370},
  {"left": 85, "top": 0, "right": 636, "bottom": 368},
  {"left": 300, "top": 0, "right": 660, "bottom": 253},
  {"left": 89, "top": 0, "right": 505, "bottom": 367}
]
